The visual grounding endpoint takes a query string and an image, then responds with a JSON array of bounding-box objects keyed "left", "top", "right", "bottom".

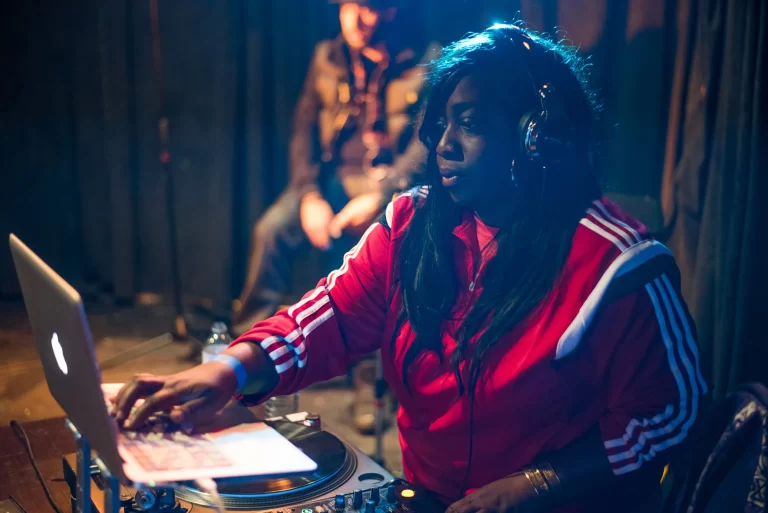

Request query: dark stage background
[{"left": 0, "top": 0, "right": 674, "bottom": 305}]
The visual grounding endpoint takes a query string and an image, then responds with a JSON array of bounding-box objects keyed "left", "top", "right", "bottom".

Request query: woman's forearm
[
  {"left": 446, "top": 425, "right": 664, "bottom": 513},
  {"left": 540, "top": 425, "right": 661, "bottom": 502},
  {"left": 541, "top": 425, "right": 615, "bottom": 498}
]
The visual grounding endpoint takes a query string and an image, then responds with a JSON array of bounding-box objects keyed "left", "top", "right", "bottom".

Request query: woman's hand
[
  {"left": 112, "top": 362, "right": 239, "bottom": 431},
  {"left": 446, "top": 474, "right": 540, "bottom": 513}
]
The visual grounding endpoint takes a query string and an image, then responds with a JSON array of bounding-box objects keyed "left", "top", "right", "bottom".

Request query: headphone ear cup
[
  {"left": 518, "top": 108, "right": 575, "bottom": 165},
  {"left": 518, "top": 110, "right": 541, "bottom": 160},
  {"left": 519, "top": 83, "right": 579, "bottom": 166}
]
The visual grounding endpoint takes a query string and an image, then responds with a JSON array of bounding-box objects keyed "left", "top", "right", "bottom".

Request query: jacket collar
[{"left": 451, "top": 208, "right": 480, "bottom": 251}]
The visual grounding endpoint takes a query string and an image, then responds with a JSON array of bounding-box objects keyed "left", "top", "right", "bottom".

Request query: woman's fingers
[
  {"left": 446, "top": 493, "right": 480, "bottom": 513},
  {"left": 114, "top": 365, "right": 235, "bottom": 430},
  {"left": 124, "top": 387, "right": 183, "bottom": 430},
  {"left": 113, "top": 374, "right": 165, "bottom": 425},
  {"left": 169, "top": 394, "right": 222, "bottom": 431}
]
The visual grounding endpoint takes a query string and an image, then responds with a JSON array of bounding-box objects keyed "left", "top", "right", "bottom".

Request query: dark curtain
[
  {"left": 1, "top": 0, "right": 674, "bottom": 310},
  {"left": 662, "top": 0, "right": 768, "bottom": 398}
]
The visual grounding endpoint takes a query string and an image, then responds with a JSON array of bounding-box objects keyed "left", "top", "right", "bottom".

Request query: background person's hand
[
  {"left": 300, "top": 192, "right": 335, "bottom": 250},
  {"left": 328, "top": 192, "right": 384, "bottom": 238},
  {"left": 112, "top": 362, "right": 239, "bottom": 431}
]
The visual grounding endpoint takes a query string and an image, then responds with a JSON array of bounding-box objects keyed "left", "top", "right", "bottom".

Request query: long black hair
[{"left": 394, "top": 23, "right": 601, "bottom": 398}]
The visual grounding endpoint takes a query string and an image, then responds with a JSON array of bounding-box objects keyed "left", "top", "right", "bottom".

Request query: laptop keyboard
[{"left": 120, "top": 431, "right": 232, "bottom": 472}]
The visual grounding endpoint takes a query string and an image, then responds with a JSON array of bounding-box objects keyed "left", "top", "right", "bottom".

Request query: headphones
[{"left": 490, "top": 25, "right": 576, "bottom": 167}]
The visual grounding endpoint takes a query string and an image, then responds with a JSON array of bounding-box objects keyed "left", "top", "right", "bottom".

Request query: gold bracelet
[
  {"left": 535, "top": 461, "right": 563, "bottom": 497},
  {"left": 521, "top": 466, "right": 550, "bottom": 497}
]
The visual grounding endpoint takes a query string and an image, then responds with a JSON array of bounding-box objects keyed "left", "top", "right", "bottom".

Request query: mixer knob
[
  {"left": 335, "top": 494, "right": 346, "bottom": 511},
  {"left": 386, "top": 486, "right": 397, "bottom": 504},
  {"left": 370, "top": 487, "right": 380, "bottom": 505},
  {"left": 353, "top": 490, "right": 363, "bottom": 510},
  {"left": 305, "top": 413, "right": 321, "bottom": 430},
  {"left": 365, "top": 499, "right": 376, "bottom": 513}
]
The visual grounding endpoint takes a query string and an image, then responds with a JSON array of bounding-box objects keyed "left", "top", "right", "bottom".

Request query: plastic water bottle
[
  {"left": 201, "top": 322, "right": 233, "bottom": 363},
  {"left": 264, "top": 394, "right": 300, "bottom": 419}
]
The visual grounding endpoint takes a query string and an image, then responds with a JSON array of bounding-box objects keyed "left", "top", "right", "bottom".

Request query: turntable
[{"left": 63, "top": 413, "right": 445, "bottom": 513}]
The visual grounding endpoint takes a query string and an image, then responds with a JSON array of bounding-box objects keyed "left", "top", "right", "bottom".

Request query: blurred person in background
[{"left": 233, "top": 0, "right": 438, "bottom": 334}]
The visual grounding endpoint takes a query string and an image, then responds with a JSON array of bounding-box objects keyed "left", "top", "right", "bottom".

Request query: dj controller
[{"left": 63, "top": 414, "right": 445, "bottom": 513}]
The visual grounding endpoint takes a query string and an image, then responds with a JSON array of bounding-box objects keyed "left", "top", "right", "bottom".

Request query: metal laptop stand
[{"left": 66, "top": 420, "right": 120, "bottom": 513}]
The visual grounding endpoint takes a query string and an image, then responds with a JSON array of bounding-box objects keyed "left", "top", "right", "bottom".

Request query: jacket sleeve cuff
[{"left": 227, "top": 329, "right": 299, "bottom": 406}]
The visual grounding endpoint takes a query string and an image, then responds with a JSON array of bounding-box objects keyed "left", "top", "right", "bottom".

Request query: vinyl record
[{"left": 176, "top": 420, "right": 357, "bottom": 509}]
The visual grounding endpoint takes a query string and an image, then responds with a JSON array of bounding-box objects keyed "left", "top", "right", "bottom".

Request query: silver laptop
[{"left": 9, "top": 233, "right": 317, "bottom": 485}]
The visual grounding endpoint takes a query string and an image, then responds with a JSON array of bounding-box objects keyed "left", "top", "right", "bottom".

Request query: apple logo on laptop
[{"left": 51, "top": 332, "right": 68, "bottom": 375}]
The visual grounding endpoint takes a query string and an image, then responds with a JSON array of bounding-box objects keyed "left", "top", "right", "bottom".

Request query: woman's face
[{"left": 435, "top": 75, "right": 518, "bottom": 210}]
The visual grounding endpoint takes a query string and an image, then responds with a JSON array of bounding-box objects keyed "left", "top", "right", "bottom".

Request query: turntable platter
[{"left": 176, "top": 420, "right": 358, "bottom": 509}]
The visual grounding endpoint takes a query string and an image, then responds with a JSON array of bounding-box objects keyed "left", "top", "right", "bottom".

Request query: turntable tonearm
[{"left": 63, "top": 413, "right": 445, "bottom": 513}]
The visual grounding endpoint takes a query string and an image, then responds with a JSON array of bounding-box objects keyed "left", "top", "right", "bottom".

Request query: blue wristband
[{"left": 213, "top": 353, "right": 248, "bottom": 393}]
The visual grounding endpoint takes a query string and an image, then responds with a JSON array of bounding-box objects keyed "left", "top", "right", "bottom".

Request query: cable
[
  {"left": 9, "top": 495, "right": 28, "bottom": 513},
  {"left": 190, "top": 478, "right": 226, "bottom": 513},
  {"left": 10, "top": 420, "right": 65, "bottom": 513}
]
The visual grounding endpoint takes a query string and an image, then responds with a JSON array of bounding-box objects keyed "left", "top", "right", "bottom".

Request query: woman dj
[{"left": 114, "top": 24, "right": 706, "bottom": 513}]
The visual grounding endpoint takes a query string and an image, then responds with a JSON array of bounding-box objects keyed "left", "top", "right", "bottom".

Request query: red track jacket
[{"left": 232, "top": 189, "right": 707, "bottom": 512}]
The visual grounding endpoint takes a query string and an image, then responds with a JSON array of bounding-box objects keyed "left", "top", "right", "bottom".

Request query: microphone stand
[{"left": 149, "top": 0, "right": 187, "bottom": 340}]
